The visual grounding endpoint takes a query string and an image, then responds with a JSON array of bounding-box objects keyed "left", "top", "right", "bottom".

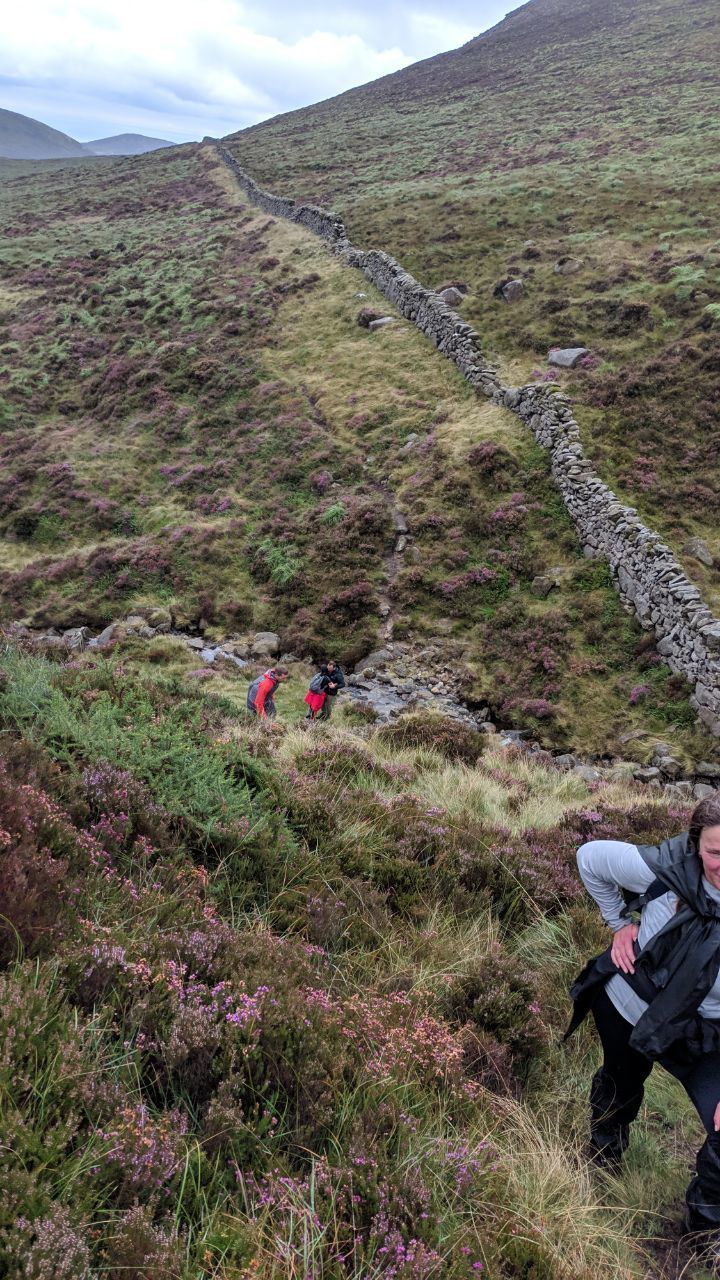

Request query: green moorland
[
  {"left": 227, "top": 0, "right": 720, "bottom": 607},
  {"left": 0, "top": 634, "right": 712, "bottom": 1278},
  {"left": 0, "top": 142, "right": 712, "bottom": 757}
]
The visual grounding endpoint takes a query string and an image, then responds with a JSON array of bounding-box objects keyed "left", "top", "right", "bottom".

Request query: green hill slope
[
  {"left": 226, "top": 0, "right": 720, "bottom": 607},
  {"left": 0, "top": 107, "right": 90, "bottom": 159},
  {"left": 0, "top": 141, "right": 710, "bottom": 755}
]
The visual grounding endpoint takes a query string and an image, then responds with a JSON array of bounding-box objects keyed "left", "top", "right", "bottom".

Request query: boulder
[
  {"left": 698, "top": 707, "right": 720, "bottom": 736},
  {"left": 223, "top": 639, "right": 250, "bottom": 659},
  {"left": 63, "top": 626, "right": 93, "bottom": 651},
  {"left": 553, "top": 753, "right": 578, "bottom": 771},
  {"left": 554, "top": 257, "right": 582, "bottom": 276},
  {"left": 501, "top": 279, "right": 525, "bottom": 304},
  {"left": 696, "top": 762, "right": 720, "bottom": 779},
  {"left": 657, "top": 756, "right": 684, "bottom": 779},
  {"left": 185, "top": 637, "right": 205, "bottom": 651},
  {"left": 573, "top": 765, "right": 602, "bottom": 783},
  {"left": 359, "top": 649, "right": 392, "bottom": 670},
  {"left": 547, "top": 347, "right": 590, "bottom": 369},
  {"left": 531, "top": 573, "right": 557, "bottom": 599},
  {"left": 251, "top": 631, "right": 280, "bottom": 656},
  {"left": 438, "top": 286, "right": 465, "bottom": 307},
  {"left": 478, "top": 722, "right": 498, "bottom": 734},
  {"left": 634, "top": 766, "right": 662, "bottom": 783},
  {"left": 125, "top": 614, "right": 149, "bottom": 631},
  {"left": 694, "top": 783, "right": 718, "bottom": 800},
  {"left": 665, "top": 782, "right": 693, "bottom": 799},
  {"left": 90, "top": 622, "right": 123, "bottom": 650},
  {"left": 683, "top": 536, "right": 714, "bottom": 568}
]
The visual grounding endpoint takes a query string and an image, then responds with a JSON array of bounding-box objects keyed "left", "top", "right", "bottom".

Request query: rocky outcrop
[{"left": 209, "top": 140, "right": 720, "bottom": 736}]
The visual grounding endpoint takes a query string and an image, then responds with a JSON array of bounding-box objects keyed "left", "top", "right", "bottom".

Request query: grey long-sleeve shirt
[{"left": 577, "top": 839, "right": 720, "bottom": 1026}]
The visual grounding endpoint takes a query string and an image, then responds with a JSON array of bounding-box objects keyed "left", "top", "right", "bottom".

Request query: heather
[
  {"left": 0, "top": 141, "right": 711, "bottom": 756},
  {"left": 0, "top": 637, "right": 708, "bottom": 1277},
  {"left": 228, "top": 0, "right": 720, "bottom": 610}
]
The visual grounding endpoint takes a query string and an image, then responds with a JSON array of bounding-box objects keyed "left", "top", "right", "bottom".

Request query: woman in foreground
[{"left": 571, "top": 794, "right": 720, "bottom": 1241}]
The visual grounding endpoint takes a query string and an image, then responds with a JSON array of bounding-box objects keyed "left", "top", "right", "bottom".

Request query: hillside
[
  {"left": 2, "top": 5, "right": 720, "bottom": 1274},
  {"left": 0, "top": 141, "right": 712, "bottom": 758},
  {"left": 0, "top": 630, "right": 709, "bottom": 1279},
  {"left": 226, "top": 0, "right": 720, "bottom": 612},
  {"left": 85, "top": 133, "right": 174, "bottom": 155},
  {"left": 0, "top": 106, "right": 89, "bottom": 159}
]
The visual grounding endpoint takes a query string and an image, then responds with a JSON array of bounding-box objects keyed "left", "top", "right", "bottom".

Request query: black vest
[{"left": 567, "top": 833, "right": 720, "bottom": 1061}]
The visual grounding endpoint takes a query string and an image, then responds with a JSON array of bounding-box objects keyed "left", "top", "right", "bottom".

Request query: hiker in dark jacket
[
  {"left": 568, "top": 795, "right": 720, "bottom": 1242},
  {"left": 316, "top": 660, "right": 345, "bottom": 722},
  {"left": 246, "top": 666, "right": 289, "bottom": 721}
]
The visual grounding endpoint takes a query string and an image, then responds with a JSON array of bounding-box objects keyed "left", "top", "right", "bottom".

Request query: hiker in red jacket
[{"left": 246, "top": 666, "right": 289, "bottom": 721}]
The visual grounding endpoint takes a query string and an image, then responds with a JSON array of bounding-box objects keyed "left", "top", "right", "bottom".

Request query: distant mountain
[
  {"left": 0, "top": 107, "right": 88, "bottom": 159},
  {"left": 0, "top": 109, "right": 175, "bottom": 159},
  {"left": 84, "top": 133, "right": 173, "bottom": 155}
]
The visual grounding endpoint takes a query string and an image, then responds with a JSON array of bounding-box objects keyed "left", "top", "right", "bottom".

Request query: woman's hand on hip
[
  {"left": 714, "top": 1101, "right": 720, "bottom": 1133},
  {"left": 611, "top": 922, "right": 639, "bottom": 974}
]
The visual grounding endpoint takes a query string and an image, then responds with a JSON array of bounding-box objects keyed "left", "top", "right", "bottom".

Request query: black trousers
[{"left": 591, "top": 989, "right": 720, "bottom": 1229}]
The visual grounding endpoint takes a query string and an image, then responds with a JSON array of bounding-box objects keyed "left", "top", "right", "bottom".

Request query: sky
[{"left": 2, "top": 0, "right": 514, "bottom": 143}]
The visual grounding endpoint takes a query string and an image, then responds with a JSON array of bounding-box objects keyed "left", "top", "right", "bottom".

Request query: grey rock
[
  {"left": 665, "top": 782, "right": 693, "bottom": 799},
  {"left": 698, "top": 707, "right": 720, "bottom": 736},
  {"left": 91, "top": 622, "right": 122, "bottom": 650},
  {"left": 124, "top": 615, "right": 148, "bottom": 631},
  {"left": 360, "top": 649, "right": 392, "bottom": 670},
  {"left": 251, "top": 631, "right": 280, "bottom": 656},
  {"left": 438, "top": 286, "right": 465, "bottom": 307},
  {"left": 531, "top": 573, "right": 557, "bottom": 599},
  {"left": 554, "top": 257, "right": 582, "bottom": 276},
  {"left": 697, "top": 762, "right": 720, "bottom": 779},
  {"left": 223, "top": 640, "right": 250, "bottom": 659},
  {"left": 185, "top": 637, "right": 205, "bottom": 651},
  {"left": 553, "top": 754, "right": 578, "bottom": 771},
  {"left": 634, "top": 766, "right": 662, "bottom": 783},
  {"left": 607, "top": 762, "right": 638, "bottom": 782},
  {"left": 657, "top": 756, "right": 684, "bottom": 779},
  {"left": 684, "top": 536, "right": 714, "bottom": 568},
  {"left": 573, "top": 765, "right": 602, "bottom": 783},
  {"left": 501, "top": 279, "right": 525, "bottom": 304},
  {"left": 652, "top": 742, "right": 673, "bottom": 759},
  {"left": 547, "top": 347, "right": 590, "bottom": 369},
  {"left": 694, "top": 783, "right": 718, "bottom": 800},
  {"left": 63, "top": 626, "right": 93, "bottom": 651},
  {"left": 478, "top": 722, "right": 498, "bottom": 734}
]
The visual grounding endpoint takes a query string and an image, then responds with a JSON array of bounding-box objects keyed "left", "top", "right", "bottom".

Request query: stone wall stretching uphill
[{"left": 210, "top": 139, "right": 720, "bottom": 735}]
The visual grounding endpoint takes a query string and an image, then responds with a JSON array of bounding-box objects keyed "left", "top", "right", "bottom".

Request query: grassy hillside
[
  {"left": 2, "top": 10, "right": 720, "bottom": 1269},
  {"left": 0, "top": 141, "right": 712, "bottom": 756},
  {"left": 0, "top": 632, "right": 710, "bottom": 1278},
  {"left": 226, "top": 0, "right": 720, "bottom": 608}
]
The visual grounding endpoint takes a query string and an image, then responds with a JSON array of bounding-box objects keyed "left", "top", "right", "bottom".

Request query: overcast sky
[{"left": 2, "top": 0, "right": 514, "bottom": 142}]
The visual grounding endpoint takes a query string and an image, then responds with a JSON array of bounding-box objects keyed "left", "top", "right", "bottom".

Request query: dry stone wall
[{"left": 211, "top": 139, "right": 720, "bottom": 735}]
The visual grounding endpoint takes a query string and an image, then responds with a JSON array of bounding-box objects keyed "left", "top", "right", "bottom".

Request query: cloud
[{"left": 1, "top": 0, "right": 510, "bottom": 142}]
